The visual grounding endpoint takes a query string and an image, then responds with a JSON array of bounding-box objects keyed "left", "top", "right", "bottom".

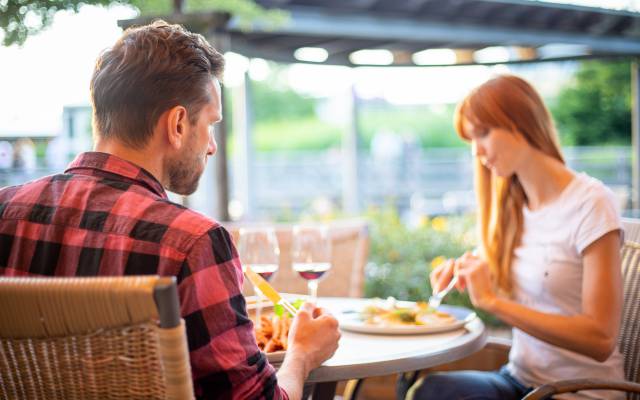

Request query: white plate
[
  {"left": 265, "top": 350, "right": 286, "bottom": 364},
  {"left": 338, "top": 304, "right": 476, "bottom": 335}
]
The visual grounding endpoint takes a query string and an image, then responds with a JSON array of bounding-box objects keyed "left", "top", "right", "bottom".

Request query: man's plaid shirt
[{"left": 0, "top": 152, "right": 287, "bottom": 400}]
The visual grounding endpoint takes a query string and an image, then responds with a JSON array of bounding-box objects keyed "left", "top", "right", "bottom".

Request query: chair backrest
[
  {"left": 620, "top": 240, "right": 640, "bottom": 396},
  {"left": 227, "top": 219, "right": 370, "bottom": 298},
  {"left": 622, "top": 218, "right": 640, "bottom": 243},
  {"left": 0, "top": 276, "right": 193, "bottom": 400}
]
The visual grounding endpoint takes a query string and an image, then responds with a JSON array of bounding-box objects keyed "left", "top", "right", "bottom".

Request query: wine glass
[
  {"left": 291, "top": 224, "right": 332, "bottom": 303},
  {"left": 238, "top": 227, "right": 280, "bottom": 323}
]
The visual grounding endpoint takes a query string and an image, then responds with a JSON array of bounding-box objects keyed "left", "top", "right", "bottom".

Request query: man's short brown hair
[{"left": 90, "top": 20, "right": 225, "bottom": 148}]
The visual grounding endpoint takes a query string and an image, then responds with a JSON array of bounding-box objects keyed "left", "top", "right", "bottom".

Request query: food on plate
[
  {"left": 253, "top": 298, "right": 304, "bottom": 353},
  {"left": 360, "top": 297, "right": 455, "bottom": 326},
  {"left": 255, "top": 314, "right": 292, "bottom": 352}
]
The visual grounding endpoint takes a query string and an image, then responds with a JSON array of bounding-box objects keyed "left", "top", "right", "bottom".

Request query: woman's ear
[{"left": 166, "top": 105, "right": 189, "bottom": 150}]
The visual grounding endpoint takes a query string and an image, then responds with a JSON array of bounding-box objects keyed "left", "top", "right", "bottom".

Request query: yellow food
[{"left": 360, "top": 298, "right": 454, "bottom": 326}]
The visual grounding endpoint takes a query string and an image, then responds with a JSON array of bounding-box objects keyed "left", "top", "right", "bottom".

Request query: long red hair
[{"left": 454, "top": 75, "right": 564, "bottom": 293}]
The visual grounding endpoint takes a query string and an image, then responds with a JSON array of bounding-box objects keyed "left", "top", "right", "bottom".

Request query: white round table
[{"left": 271, "top": 297, "right": 487, "bottom": 399}]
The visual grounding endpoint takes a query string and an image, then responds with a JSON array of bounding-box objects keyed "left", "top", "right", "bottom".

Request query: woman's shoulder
[
  {"left": 566, "top": 172, "right": 617, "bottom": 206},
  {"left": 567, "top": 173, "right": 622, "bottom": 251},
  {"left": 555, "top": 172, "right": 620, "bottom": 226}
]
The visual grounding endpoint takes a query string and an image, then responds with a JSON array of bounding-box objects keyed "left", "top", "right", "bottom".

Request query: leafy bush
[
  {"left": 552, "top": 60, "right": 631, "bottom": 146},
  {"left": 363, "top": 206, "right": 502, "bottom": 326}
]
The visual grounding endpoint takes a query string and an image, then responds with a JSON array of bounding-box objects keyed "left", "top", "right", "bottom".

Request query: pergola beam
[{"left": 228, "top": 8, "right": 640, "bottom": 56}]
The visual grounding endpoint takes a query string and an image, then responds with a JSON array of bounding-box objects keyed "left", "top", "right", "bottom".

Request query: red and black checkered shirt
[{"left": 0, "top": 151, "right": 287, "bottom": 400}]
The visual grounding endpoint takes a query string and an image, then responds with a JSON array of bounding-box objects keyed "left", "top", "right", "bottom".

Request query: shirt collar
[{"left": 65, "top": 152, "right": 168, "bottom": 199}]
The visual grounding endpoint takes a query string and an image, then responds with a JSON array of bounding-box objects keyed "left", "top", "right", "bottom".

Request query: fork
[
  {"left": 244, "top": 267, "right": 298, "bottom": 316},
  {"left": 428, "top": 274, "right": 458, "bottom": 310},
  {"left": 428, "top": 248, "right": 480, "bottom": 309}
]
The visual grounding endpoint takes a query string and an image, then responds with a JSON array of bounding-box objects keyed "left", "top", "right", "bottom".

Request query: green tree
[
  {"left": 552, "top": 60, "right": 632, "bottom": 146},
  {"left": 0, "top": 0, "right": 285, "bottom": 47},
  {"left": 251, "top": 79, "right": 316, "bottom": 123}
]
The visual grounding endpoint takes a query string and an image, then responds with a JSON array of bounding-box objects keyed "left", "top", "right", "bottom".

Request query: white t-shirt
[{"left": 506, "top": 172, "right": 625, "bottom": 400}]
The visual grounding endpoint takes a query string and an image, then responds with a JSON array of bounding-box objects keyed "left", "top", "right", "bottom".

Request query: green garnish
[
  {"left": 273, "top": 298, "right": 305, "bottom": 316},
  {"left": 392, "top": 309, "right": 417, "bottom": 323}
]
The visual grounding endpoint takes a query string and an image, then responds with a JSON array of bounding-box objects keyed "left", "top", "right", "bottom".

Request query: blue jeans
[{"left": 400, "top": 366, "right": 533, "bottom": 400}]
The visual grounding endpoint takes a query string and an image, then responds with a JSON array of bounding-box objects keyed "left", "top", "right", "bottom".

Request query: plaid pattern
[{"left": 0, "top": 152, "right": 286, "bottom": 400}]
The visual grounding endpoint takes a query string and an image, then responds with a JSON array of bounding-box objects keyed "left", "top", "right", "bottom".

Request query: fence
[
  {"left": 233, "top": 145, "right": 632, "bottom": 218},
  {"left": 0, "top": 146, "right": 632, "bottom": 219}
]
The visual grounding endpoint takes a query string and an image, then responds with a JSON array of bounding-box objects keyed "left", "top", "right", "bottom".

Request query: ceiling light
[
  {"left": 294, "top": 47, "right": 329, "bottom": 63},
  {"left": 473, "top": 46, "right": 511, "bottom": 64},
  {"left": 349, "top": 49, "right": 394, "bottom": 66},
  {"left": 412, "top": 48, "right": 457, "bottom": 65}
]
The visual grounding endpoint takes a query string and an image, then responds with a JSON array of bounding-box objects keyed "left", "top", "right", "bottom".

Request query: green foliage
[
  {"left": 249, "top": 98, "right": 464, "bottom": 152},
  {"left": 0, "top": 0, "right": 114, "bottom": 46},
  {"left": 225, "top": 73, "right": 341, "bottom": 152},
  {"left": 183, "top": 0, "right": 288, "bottom": 30},
  {"left": 363, "top": 206, "right": 502, "bottom": 326},
  {"left": 251, "top": 79, "right": 316, "bottom": 123},
  {"left": 231, "top": 75, "right": 342, "bottom": 152},
  {"left": 254, "top": 118, "right": 343, "bottom": 151},
  {"left": 552, "top": 60, "right": 632, "bottom": 146},
  {"left": 0, "top": 0, "right": 286, "bottom": 46},
  {"left": 358, "top": 104, "right": 462, "bottom": 149}
]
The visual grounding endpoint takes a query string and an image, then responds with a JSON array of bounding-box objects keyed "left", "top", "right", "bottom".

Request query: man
[{"left": 0, "top": 20, "right": 340, "bottom": 400}]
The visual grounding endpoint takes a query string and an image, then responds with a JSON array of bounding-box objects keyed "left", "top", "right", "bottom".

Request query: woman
[{"left": 408, "top": 75, "right": 625, "bottom": 400}]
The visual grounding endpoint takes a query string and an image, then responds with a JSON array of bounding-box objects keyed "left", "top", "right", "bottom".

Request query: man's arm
[
  {"left": 276, "top": 303, "right": 341, "bottom": 400},
  {"left": 177, "top": 225, "right": 288, "bottom": 399}
]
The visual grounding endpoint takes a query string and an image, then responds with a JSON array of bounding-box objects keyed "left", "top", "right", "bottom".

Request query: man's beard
[{"left": 165, "top": 139, "right": 204, "bottom": 196}]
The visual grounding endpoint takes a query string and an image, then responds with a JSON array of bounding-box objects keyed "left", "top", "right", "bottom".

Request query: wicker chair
[
  {"left": 523, "top": 238, "right": 640, "bottom": 399},
  {"left": 0, "top": 276, "right": 193, "bottom": 400},
  {"left": 226, "top": 219, "right": 370, "bottom": 298},
  {"left": 623, "top": 217, "right": 640, "bottom": 242}
]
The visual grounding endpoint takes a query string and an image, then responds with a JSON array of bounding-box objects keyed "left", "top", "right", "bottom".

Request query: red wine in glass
[
  {"left": 247, "top": 263, "right": 278, "bottom": 281},
  {"left": 292, "top": 262, "right": 331, "bottom": 280}
]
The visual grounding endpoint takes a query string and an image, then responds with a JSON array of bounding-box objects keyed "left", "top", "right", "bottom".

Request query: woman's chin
[{"left": 491, "top": 167, "right": 513, "bottom": 178}]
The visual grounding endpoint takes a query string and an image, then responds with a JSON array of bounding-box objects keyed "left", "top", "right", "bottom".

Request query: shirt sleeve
[
  {"left": 574, "top": 183, "right": 622, "bottom": 254},
  {"left": 176, "top": 224, "right": 289, "bottom": 400}
]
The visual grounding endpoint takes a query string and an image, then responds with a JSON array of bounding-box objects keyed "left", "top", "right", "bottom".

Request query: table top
[{"left": 271, "top": 297, "right": 487, "bottom": 383}]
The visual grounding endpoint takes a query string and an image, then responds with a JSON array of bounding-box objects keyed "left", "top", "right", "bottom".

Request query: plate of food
[
  {"left": 249, "top": 298, "right": 305, "bottom": 364},
  {"left": 338, "top": 297, "right": 476, "bottom": 335}
]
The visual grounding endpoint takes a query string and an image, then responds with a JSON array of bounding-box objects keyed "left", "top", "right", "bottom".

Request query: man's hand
[
  {"left": 276, "top": 302, "right": 340, "bottom": 399},
  {"left": 286, "top": 302, "right": 340, "bottom": 376}
]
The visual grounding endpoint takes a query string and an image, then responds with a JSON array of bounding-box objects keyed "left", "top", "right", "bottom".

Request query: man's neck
[{"left": 94, "top": 139, "right": 165, "bottom": 185}]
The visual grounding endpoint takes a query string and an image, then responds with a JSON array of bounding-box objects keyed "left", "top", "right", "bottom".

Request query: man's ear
[{"left": 166, "top": 105, "right": 189, "bottom": 150}]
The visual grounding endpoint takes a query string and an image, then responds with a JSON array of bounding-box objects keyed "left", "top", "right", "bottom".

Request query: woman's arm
[{"left": 457, "top": 230, "right": 622, "bottom": 362}]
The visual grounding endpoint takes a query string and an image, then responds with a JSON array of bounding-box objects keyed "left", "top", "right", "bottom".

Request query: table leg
[
  {"left": 312, "top": 381, "right": 338, "bottom": 400},
  {"left": 343, "top": 379, "right": 365, "bottom": 400},
  {"left": 302, "top": 383, "right": 314, "bottom": 399}
]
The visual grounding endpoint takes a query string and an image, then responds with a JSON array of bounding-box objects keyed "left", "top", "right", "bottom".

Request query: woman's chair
[
  {"left": 523, "top": 237, "right": 640, "bottom": 399},
  {"left": 0, "top": 275, "right": 193, "bottom": 400}
]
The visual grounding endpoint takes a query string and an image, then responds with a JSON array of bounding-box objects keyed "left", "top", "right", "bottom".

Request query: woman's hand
[
  {"left": 430, "top": 258, "right": 455, "bottom": 293},
  {"left": 455, "top": 252, "right": 496, "bottom": 311}
]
